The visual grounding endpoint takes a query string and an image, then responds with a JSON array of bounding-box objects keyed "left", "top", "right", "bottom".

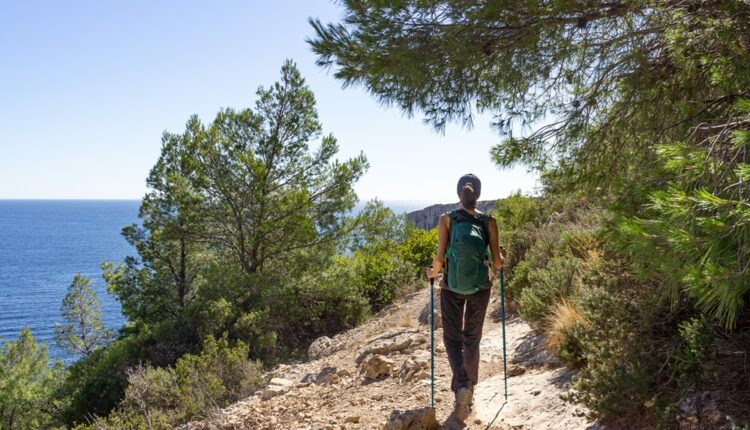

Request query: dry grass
[
  {"left": 545, "top": 299, "right": 589, "bottom": 351},
  {"left": 399, "top": 314, "right": 416, "bottom": 328}
]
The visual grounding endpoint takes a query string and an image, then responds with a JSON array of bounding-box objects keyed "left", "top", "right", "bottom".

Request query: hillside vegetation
[{"left": 2, "top": 1, "right": 749, "bottom": 428}]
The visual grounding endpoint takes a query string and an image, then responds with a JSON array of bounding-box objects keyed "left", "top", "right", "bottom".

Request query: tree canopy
[
  {"left": 309, "top": 1, "right": 750, "bottom": 176},
  {"left": 55, "top": 274, "right": 113, "bottom": 357},
  {"left": 310, "top": 0, "right": 750, "bottom": 328},
  {"left": 0, "top": 328, "right": 63, "bottom": 430}
]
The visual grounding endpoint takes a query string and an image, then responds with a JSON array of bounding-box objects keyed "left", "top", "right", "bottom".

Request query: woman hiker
[{"left": 427, "top": 173, "right": 505, "bottom": 422}]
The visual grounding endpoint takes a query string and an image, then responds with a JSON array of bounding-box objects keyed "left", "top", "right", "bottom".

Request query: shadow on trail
[{"left": 483, "top": 401, "right": 507, "bottom": 430}]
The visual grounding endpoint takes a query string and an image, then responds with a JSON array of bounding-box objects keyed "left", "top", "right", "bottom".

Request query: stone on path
[
  {"left": 260, "top": 377, "right": 293, "bottom": 400},
  {"left": 383, "top": 407, "right": 440, "bottom": 430},
  {"left": 318, "top": 366, "right": 340, "bottom": 385},
  {"left": 355, "top": 328, "right": 426, "bottom": 364},
  {"left": 399, "top": 351, "right": 430, "bottom": 384},
  {"left": 360, "top": 354, "right": 394, "bottom": 380},
  {"left": 308, "top": 335, "right": 341, "bottom": 360}
]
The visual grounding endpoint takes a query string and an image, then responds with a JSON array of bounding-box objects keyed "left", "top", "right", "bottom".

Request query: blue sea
[
  {"left": 0, "top": 199, "right": 431, "bottom": 363},
  {"left": 0, "top": 200, "right": 139, "bottom": 362}
]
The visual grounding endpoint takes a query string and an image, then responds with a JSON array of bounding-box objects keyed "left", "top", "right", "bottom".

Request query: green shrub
[
  {"left": 671, "top": 316, "right": 714, "bottom": 391},
  {"left": 398, "top": 226, "right": 438, "bottom": 278},
  {"left": 121, "top": 364, "right": 179, "bottom": 424},
  {"left": 232, "top": 308, "right": 278, "bottom": 362},
  {"left": 87, "top": 335, "right": 261, "bottom": 429},
  {"left": 59, "top": 318, "right": 197, "bottom": 427},
  {"left": 494, "top": 192, "right": 541, "bottom": 233},
  {"left": 175, "top": 336, "right": 260, "bottom": 419},
  {"left": 518, "top": 256, "right": 581, "bottom": 327},
  {"left": 545, "top": 300, "right": 588, "bottom": 367},
  {"left": 353, "top": 250, "right": 413, "bottom": 311},
  {"left": 567, "top": 288, "right": 656, "bottom": 416},
  {"left": 59, "top": 335, "right": 141, "bottom": 426}
]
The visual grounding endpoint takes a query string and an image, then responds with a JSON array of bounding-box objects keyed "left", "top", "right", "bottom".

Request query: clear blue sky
[{"left": 0, "top": 1, "right": 538, "bottom": 204}]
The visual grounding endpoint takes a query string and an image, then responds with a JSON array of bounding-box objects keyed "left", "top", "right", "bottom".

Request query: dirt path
[{"left": 185, "top": 284, "right": 601, "bottom": 430}]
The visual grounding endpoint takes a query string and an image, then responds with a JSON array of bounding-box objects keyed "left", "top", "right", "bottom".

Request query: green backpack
[{"left": 446, "top": 209, "right": 491, "bottom": 295}]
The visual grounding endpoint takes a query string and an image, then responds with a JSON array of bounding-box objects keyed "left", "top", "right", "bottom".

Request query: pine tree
[
  {"left": 55, "top": 274, "right": 113, "bottom": 357},
  {"left": 0, "top": 328, "right": 63, "bottom": 429},
  {"left": 309, "top": 1, "right": 750, "bottom": 327}
]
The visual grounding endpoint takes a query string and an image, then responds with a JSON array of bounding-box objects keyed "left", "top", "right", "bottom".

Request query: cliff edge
[{"left": 406, "top": 201, "right": 497, "bottom": 230}]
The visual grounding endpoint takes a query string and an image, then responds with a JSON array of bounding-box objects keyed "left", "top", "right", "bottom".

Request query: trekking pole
[
  {"left": 500, "top": 267, "right": 508, "bottom": 401},
  {"left": 429, "top": 266, "right": 435, "bottom": 410}
]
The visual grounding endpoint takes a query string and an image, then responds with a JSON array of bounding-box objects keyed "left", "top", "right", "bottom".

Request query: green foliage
[
  {"left": 0, "top": 328, "right": 64, "bottom": 430},
  {"left": 310, "top": 2, "right": 750, "bottom": 187},
  {"left": 494, "top": 192, "right": 541, "bottom": 234},
  {"left": 494, "top": 196, "right": 666, "bottom": 418},
  {"left": 518, "top": 256, "right": 580, "bottom": 327},
  {"left": 615, "top": 128, "right": 750, "bottom": 328},
  {"left": 85, "top": 336, "right": 261, "bottom": 429},
  {"left": 397, "top": 225, "right": 438, "bottom": 279},
  {"left": 59, "top": 335, "right": 143, "bottom": 426},
  {"left": 352, "top": 249, "right": 414, "bottom": 311},
  {"left": 553, "top": 327, "right": 585, "bottom": 368},
  {"left": 505, "top": 198, "right": 600, "bottom": 304},
  {"left": 55, "top": 274, "right": 113, "bottom": 358},
  {"left": 185, "top": 60, "right": 368, "bottom": 281},
  {"left": 671, "top": 316, "right": 715, "bottom": 390},
  {"left": 346, "top": 200, "right": 427, "bottom": 310},
  {"left": 567, "top": 288, "right": 658, "bottom": 416},
  {"left": 310, "top": 0, "right": 750, "bottom": 326},
  {"left": 102, "top": 120, "right": 211, "bottom": 327},
  {"left": 173, "top": 336, "right": 260, "bottom": 419},
  {"left": 259, "top": 258, "right": 371, "bottom": 361}
]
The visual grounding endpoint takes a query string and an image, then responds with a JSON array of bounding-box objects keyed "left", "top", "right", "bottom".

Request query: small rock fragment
[
  {"left": 315, "top": 366, "right": 338, "bottom": 385},
  {"left": 506, "top": 364, "right": 526, "bottom": 377},
  {"left": 361, "top": 354, "right": 394, "bottom": 380},
  {"left": 399, "top": 352, "right": 429, "bottom": 384},
  {"left": 308, "top": 335, "right": 341, "bottom": 360},
  {"left": 260, "top": 378, "right": 293, "bottom": 400},
  {"left": 383, "top": 407, "right": 439, "bottom": 430},
  {"left": 355, "top": 328, "right": 426, "bottom": 364}
]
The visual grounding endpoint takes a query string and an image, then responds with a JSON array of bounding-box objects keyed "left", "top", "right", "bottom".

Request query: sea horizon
[{"left": 0, "top": 198, "right": 441, "bottom": 363}]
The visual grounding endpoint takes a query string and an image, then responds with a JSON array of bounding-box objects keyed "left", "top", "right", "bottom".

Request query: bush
[
  {"left": 175, "top": 336, "right": 260, "bottom": 419},
  {"left": 120, "top": 364, "right": 178, "bottom": 428},
  {"left": 518, "top": 256, "right": 581, "bottom": 327},
  {"left": 353, "top": 250, "right": 414, "bottom": 311},
  {"left": 86, "top": 335, "right": 261, "bottom": 429},
  {"left": 671, "top": 316, "right": 714, "bottom": 391},
  {"left": 567, "top": 288, "right": 657, "bottom": 416},
  {"left": 59, "top": 317, "right": 197, "bottom": 427},
  {"left": 398, "top": 226, "right": 438, "bottom": 278},
  {"left": 59, "top": 336, "right": 141, "bottom": 426},
  {"left": 494, "top": 192, "right": 541, "bottom": 233},
  {"left": 545, "top": 300, "right": 588, "bottom": 367}
]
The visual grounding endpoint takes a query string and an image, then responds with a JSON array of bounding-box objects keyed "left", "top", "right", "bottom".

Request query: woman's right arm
[{"left": 427, "top": 213, "right": 450, "bottom": 278}]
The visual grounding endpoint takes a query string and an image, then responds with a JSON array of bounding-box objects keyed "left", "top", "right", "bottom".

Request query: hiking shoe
[{"left": 453, "top": 386, "right": 473, "bottom": 422}]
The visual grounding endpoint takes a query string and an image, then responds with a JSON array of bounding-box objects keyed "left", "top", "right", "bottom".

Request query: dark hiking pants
[{"left": 440, "top": 286, "right": 491, "bottom": 393}]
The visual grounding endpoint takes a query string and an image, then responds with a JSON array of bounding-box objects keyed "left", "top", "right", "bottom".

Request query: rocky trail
[{"left": 184, "top": 283, "right": 601, "bottom": 430}]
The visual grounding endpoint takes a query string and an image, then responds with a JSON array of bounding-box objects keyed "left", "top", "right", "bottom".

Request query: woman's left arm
[{"left": 487, "top": 216, "right": 505, "bottom": 270}]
